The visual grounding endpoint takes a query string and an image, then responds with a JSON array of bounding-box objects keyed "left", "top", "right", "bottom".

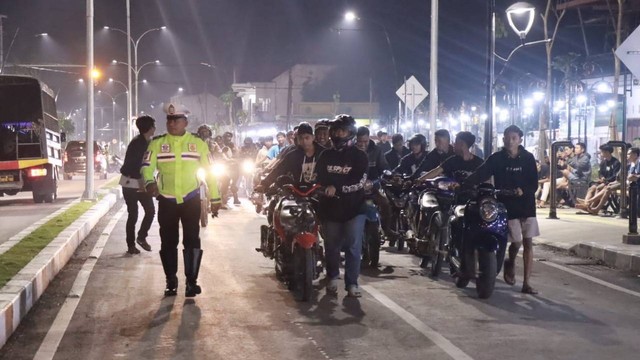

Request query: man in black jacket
[
  {"left": 462, "top": 125, "right": 539, "bottom": 294},
  {"left": 119, "top": 115, "right": 156, "bottom": 254},
  {"left": 317, "top": 115, "right": 368, "bottom": 298},
  {"left": 422, "top": 129, "right": 455, "bottom": 175},
  {"left": 256, "top": 123, "right": 324, "bottom": 190},
  {"left": 393, "top": 134, "right": 428, "bottom": 177},
  {"left": 385, "top": 134, "right": 410, "bottom": 171}
]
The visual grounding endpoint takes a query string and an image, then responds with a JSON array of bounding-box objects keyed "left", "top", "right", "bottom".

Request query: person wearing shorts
[{"left": 463, "top": 125, "right": 540, "bottom": 294}]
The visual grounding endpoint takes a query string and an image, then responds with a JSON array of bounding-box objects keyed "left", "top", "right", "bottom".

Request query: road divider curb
[
  {"left": 0, "top": 188, "right": 122, "bottom": 349},
  {"left": 535, "top": 238, "right": 640, "bottom": 274}
]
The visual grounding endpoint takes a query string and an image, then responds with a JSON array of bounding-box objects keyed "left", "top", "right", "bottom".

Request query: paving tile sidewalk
[{"left": 535, "top": 208, "right": 640, "bottom": 273}]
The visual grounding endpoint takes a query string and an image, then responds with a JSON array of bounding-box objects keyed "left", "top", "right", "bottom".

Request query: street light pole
[
  {"left": 429, "top": 0, "right": 439, "bottom": 150},
  {"left": 484, "top": 0, "right": 496, "bottom": 159},
  {"left": 126, "top": 0, "right": 133, "bottom": 143},
  {"left": 84, "top": 0, "right": 95, "bottom": 200}
]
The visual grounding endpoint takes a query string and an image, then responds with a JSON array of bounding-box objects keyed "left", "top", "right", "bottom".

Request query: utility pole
[
  {"left": 0, "top": 15, "right": 7, "bottom": 73},
  {"left": 83, "top": 0, "right": 95, "bottom": 200},
  {"left": 126, "top": 0, "right": 133, "bottom": 143},
  {"left": 484, "top": 0, "right": 496, "bottom": 159},
  {"left": 429, "top": 0, "right": 438, "bottom": 150},
  {"left": 286, "top": 67, "right": 293, "bottom": 131}
]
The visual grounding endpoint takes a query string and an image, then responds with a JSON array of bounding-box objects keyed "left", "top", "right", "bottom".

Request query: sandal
[
  {"left": 503, "top": 259, "right": 516, "bottom": 286},
  {"left": 521, "top": 284, "right": 538, "bottom": 295}
]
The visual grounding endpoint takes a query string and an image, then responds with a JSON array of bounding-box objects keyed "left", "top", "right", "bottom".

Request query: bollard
[{"left": 623, "top": 181, "right": 640, "bottom": 244}]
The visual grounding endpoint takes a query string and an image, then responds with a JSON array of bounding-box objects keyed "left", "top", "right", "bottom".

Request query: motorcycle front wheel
[
  {"left": 293, "top": 246, "right": 314, "bottom": 302},
  {"left": 476, "top": 249, "right": 497, "bottom": 299},
  {"left": 366, "top": 221, "right": 381, "bottom": 267},
  {"left": 429, "top": 226, "right": 446, "bottom": 277}
]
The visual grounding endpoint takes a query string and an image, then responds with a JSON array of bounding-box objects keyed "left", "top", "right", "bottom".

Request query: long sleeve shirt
[
  {"left": 316, "top": 146, "right": 368, "bottom": 222},
  {"left": 463, "top": 146, "right": 538, "bottom": 220},
  {"left": 599, "top": 156, "right": 621, "bottom": 183},
  {"left": 141, "top": 132, "right": 221, "bottom": 204}
]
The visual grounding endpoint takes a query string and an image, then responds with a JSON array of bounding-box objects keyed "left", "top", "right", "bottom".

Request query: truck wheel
[{"left": 32, "top": 192, "right": 43, "bottom": 203}]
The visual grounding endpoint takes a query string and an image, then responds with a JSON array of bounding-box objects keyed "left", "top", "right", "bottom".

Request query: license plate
[{"left": 0, "top": 175, "right": 14, "bottom": 182}]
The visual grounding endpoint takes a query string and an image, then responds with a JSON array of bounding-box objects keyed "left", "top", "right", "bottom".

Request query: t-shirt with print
[{"left": 441, "top": 155, "right": 484, "bottom": 183}]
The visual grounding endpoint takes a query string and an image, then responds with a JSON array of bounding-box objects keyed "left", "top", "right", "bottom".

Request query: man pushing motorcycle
[{"left": 461, "top": 125, "right": 540, "bottom": 295}]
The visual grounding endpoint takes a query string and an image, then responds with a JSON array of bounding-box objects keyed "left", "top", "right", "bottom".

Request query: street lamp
[
  {"left": 104, "top": 24, "right": 165, "bottom": 141},
  {"left": 505, "top": 2, "right": 536, "bottom": 41}
]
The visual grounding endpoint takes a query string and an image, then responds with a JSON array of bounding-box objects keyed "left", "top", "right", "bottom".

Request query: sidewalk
[
  {"left": 0, "top": 188, "right": 121, "bottom": 349},
  {"left": 535, "top": 208, "right": 640, "bottom": 273}
]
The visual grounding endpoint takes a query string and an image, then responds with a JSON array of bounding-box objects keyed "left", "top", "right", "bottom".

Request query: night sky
[{"left": 0, "top": 0, "right": 598, "bottom": 119}]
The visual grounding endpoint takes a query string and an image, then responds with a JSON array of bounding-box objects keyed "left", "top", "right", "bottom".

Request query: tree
[
  {"left": 57, "top": 112, "right": 75, "bottom": 136},
  {"left": 539, "top": 0, "right": 566, "bottom": 160},
  {"left": 553, "top": 52, "right": 583, "bottom": 140}
]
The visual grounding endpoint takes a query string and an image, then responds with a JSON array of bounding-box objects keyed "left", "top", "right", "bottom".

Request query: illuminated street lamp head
[
  {"left": 78, "top": 79, "right": 84, "bottom": 83},
  {"left": 506, "top": 2, "right": 536, "bottom": 40},
  {"left": 111, "top": 59, "right": 117, "bottom": 64},
  {"left": 344, "top": 11, "right": 358, "bottom": 22},
  {"left": 142, "top": 79, "right": 148, "bottom": 84},
  {"left": 154, "top": 60, "right": 160, "bottom": 64},
  {"left": 178, "top": 87, "right": 184, "bottom": 92},
  {"left": 35, "top": 33, "right": 48, "bottom": 37},
  {"left": 160, "top": 26, "right": 167, "bottom": 30},
  {"left": 91, "top": 68, "right": 102, "bottom": 79},
  {"left": 108, "top": 78, "right": 114, "bottom": 82},
  {"left": 103, "top": 26, "right": 110, "bottom": 30}
]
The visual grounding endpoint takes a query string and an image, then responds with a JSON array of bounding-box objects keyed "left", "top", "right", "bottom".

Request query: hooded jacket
[
  {"left": 462, "top": 145, "right": 538, "bottom": 220},
  {"left": 363, "top": 140, "right": 389, "bottom": 181},
  {"left": 567, "top": 152, "right": 592, "bottom": 183},
  {"left": 316, "top": 145, "right": 368, "bottom": 222},
  {"left": 385, "top": 146, "right": 410, "bottom": 170}
]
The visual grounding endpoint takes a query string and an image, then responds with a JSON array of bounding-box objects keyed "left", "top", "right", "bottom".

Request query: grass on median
[{"left": 0, "top": 198, "right": 100, "bottom": 288}]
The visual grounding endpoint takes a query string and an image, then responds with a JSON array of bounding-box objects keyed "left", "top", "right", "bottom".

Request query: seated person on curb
[
  {"left": 417, "top": 131, "right": 483, "bottom": 186},
  {"left": 462, "top": 125, "right": 539, "bottom": 295},
  {"left": 557, "top": 142, "right": 591, "bottom": 207},
  {"left": 535, "top": 157, "right": 551, "bottom": 208},
  {"left": 576, "top": 145, "right": 627, "bottom": 215}
]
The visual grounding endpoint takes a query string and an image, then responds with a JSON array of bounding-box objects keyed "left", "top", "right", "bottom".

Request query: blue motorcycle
[{"left": 449, "top": 183, "right": 515, "bottom": 299}]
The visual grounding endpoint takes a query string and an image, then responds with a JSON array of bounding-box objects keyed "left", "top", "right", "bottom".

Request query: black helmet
[
  {"left": 408, "top": 133, "right": 427, "bottom": 152},
  {"left": 329, "top": 114, "right": 357, "bottom": 150},
  {"left": 243, "top": 137, "right": 253, "bottom": 144}
]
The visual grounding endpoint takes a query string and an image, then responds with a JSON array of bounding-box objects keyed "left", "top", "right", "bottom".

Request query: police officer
[{"left": 142, "top": 103, "right": 222, "bottom": 297}]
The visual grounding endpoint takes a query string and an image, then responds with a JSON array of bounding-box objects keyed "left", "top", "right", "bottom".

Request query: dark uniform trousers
[{"left": 158, "top": 195, "right": 202, "bottom": 251}]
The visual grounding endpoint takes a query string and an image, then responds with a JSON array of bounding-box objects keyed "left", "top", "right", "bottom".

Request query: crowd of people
[{"left": 122, "top": 101, "right": 640, "bottom": 299}]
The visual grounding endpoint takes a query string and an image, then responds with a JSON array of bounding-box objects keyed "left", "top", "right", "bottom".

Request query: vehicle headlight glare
[
  {"left": 242, "top": 159, "right": 255, "bottom": 173},
  {"left": 420, "top": 193, "right": 439, "bottom": 208}
]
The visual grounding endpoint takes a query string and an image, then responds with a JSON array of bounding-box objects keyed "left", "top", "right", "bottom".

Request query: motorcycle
[
  {"left": 448, "top": 184, "right": 514, "bottom": 299},
  {"left": 410, "top": 177, "right": 458, "bottom": 276},
  {"left": 361, "top": 180, "right": 383, "bottom": 268},
  {"left": 240, "top": 158, "right": 256, "bottom": 197},
  {"left": 107, "top": 154, "right": 123, "bottom": 173},
  {"left": 381, "top": 171, "right": 412, "bottom": 251},
  {"left": 256, "top": 177, "right": 324, "bottom": 301}
]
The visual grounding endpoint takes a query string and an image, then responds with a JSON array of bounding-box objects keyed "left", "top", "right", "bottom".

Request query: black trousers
[
  {"left": 157, "top": 195, "right": 201, "bottom": 251},
  {"left": 122, "top": 187, "right": 155, "bottom": 247}
]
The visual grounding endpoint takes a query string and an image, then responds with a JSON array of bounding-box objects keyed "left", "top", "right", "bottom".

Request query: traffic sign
[
  {"left": 616, "top": 25, "right": 640, "bottom": 79},
  {"left": 396, "top": 76, "right": 428, "bottom": 112}
]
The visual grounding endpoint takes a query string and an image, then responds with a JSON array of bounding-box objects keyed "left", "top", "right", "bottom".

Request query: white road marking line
[
  {"left": 33, "top": 206, "right": 126, "bottom": 360},
  {"left": 361, "top": 285, "right": 474, "bottom": 360},
  {"left": 538, "top": 260, "right": 640, "bottom": 299}
]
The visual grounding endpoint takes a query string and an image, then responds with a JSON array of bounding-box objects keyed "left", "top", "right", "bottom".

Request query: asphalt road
[
  {"left": 2, "top": 200, "right": 640, "bottom": 360},
  {"left": 0, "top": 174, "right": 116, "bottom": 243}
]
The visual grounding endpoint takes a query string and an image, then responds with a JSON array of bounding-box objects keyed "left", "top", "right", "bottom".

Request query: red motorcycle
[{"left": 257, "top": 180, "right": 324, "bottom": 301}]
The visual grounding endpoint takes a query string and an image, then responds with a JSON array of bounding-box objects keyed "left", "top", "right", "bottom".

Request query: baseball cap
[{"left": 163, "top": 103, "right": 190, "bottom": 117}]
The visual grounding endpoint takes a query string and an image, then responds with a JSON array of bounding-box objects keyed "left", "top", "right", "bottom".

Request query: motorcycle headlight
[
  {"left": 437, "top": 180, "right": 457, "bottom": 191},
  {"left": 212, "top": 163, "right": 227, "bottom": 177},
  {"left": 242, "top": 159, "right": 255, "bottom": 173},
  {"left": 479, "top": 199, "right": 498, "bottom": 222},
  {"left": 454, "top": 205, "right": 465, "bottom": 218},
  {"left": 420, "top": 193, "right": 439, "bottom": 208},
  {"left": 196, "top": 168, "right": 206, "bottom": 182}
]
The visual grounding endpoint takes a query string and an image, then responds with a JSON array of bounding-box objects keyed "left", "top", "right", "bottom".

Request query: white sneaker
[
  {"left": 347, "top": 285, "right": 362, "bottom": 298},
  {"left": 327, "top": 279, "right": 339, "bottom": 294}
]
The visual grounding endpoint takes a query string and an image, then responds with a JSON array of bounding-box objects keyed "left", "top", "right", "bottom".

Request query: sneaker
[
  {"left": 127, "top": 246, "right": 140, "bottom": 255},
  {"left": 346, "top": 285, "right": 362, "bottom": 298},
  {"left": 326, "top": 279, "right": 339, "bottom": 294},
  {"left": 136, "top": 238, "right": 152, "bottom": 252}
]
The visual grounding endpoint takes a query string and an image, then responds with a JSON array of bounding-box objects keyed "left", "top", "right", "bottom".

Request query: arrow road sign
[
  {"left": 616, "top": 25, "right": 640, "bottom": 79},
  {"left": 396, "top": 76, "right": 428, "bottom": 112}
]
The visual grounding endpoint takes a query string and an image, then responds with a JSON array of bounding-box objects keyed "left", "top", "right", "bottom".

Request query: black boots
[
  {"left": 183, "top": 248, "right": 204, "bottom": 297},
  {"left": 159, "top": 249, "right": 178, "bottom": 296}
]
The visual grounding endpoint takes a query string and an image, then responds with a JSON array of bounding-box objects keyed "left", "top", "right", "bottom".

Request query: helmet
[
  {"left": 197, "top": 124, "right": 213, "bottom": 139},
  {"left": 243, "top": 137, "right": 253, "bottom": 144},
  {"left": 163, "top": 103, "right": 190, "bottom": 117},
  {"left": 223, "top": 131, "right": 233, "bottom": 139},
  {"left": 314, "top": 119, "right": 330, "bottom": 130},
  {"left": 329, "top": 114, "right": 357, "bottom": 150},
  {"left": 408, "top": 133, "right": 427, "bottom": 152}
]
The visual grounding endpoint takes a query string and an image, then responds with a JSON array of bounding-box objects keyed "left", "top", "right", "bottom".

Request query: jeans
[
  {"left": 322, "top": 214, "right": 366, "bottom": 288},
  {"left": 122, "top": 187, "right": 155, "bottom": 247}
]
